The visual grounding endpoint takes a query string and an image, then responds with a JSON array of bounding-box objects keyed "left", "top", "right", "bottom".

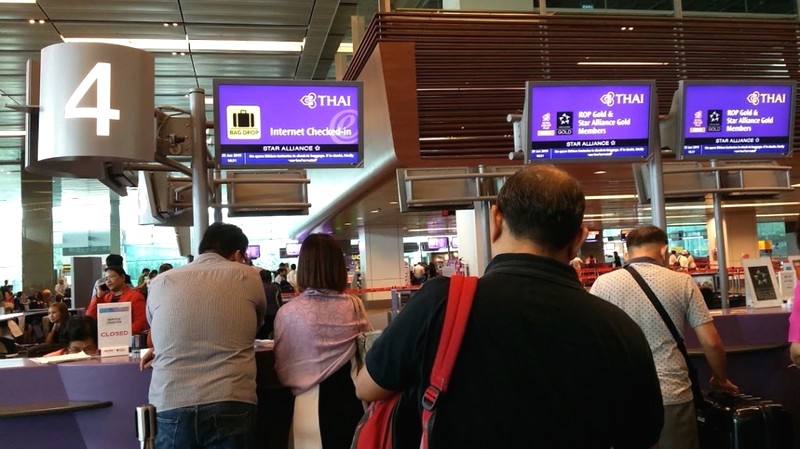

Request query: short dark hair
[
  {"left": 148, "top": 270, "right": 158, "bottom": 279},
  {"left": 296, "top": 234, "right": 347, "bottom": 293},
  {"left": 141, "top": 268, "right": 151, "bottom": 274},
  {"left": 259, "top": 269, "right": 272, "bottom": 283},
  {"left": 495, "top": 165, "right": 585, "bottom": 250},
  {"left": 65, "top": 316, "right": 98, "bottom": 345},
  {"left": 158, "top": 263, "right": 173, "bottom": 273},
  {"left": 105, "top": 266, "right": 126, "bottom": 278},
  {"left": 105, "top": 254, "right": 123, "bottom": 267},
  {"left": 625, "top": 226, "right": 668, "bottom": 249},
  {"left": 198, "top": 223, "right": 248, "bottom": 258}
]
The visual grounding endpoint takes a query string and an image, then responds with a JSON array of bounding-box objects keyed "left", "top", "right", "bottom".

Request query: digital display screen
[
  {"left": 246, "top": 245, "right": 260, "bottom": 260},
  {"left": 427, "top": 237, "right": 449, "bottom": 250},
  {"left": 679, "top": 82, "right": 795, "bottom": 158},
  {"left": 585, "top": 230, "right": 600, "bottom": 242},
  {"left": 450, "top": 236, "right": 459, "bottom": 250},
  {"left": 527, "top": 82, "right": 654, "bottom": 162},
  {"left": 285, "top": 243, "right": 302, "bottom": 257},
  {"left": 213, "top": 80, "right": 363, "bottom": 168}
]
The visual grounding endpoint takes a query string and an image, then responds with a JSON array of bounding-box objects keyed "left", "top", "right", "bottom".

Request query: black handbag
[{"left": 624, "top": 265, "right": 706, "bottom": 410}]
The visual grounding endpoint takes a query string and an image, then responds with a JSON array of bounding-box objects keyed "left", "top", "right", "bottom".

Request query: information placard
[
  {"left": 677, "top": 81, "right": 795, "bottom": 159},
  {"left": 97, "top": 302, "right": 131, "bottom": 356},
  {"left": 526, "top": 81, "right": 656, "bottom": 162},
  {"left": 742, "top": 257, "right": 781, "bottom": 308},
  {"left": 213, "top": 80, "right": 363, "bottom": 168}
]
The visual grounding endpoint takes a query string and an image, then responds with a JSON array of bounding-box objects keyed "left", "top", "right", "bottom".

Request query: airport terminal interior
[{"left": 3, "top": 0, "right": 800, "bottom": 448}]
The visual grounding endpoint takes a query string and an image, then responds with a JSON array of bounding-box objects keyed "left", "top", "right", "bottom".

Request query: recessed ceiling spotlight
[
  {"left": 357, "top": 217, "right": 363, "bottom": 220},
  {"left": 389, "top": 201, "right": 398, "bottom": 205},
  {"left": 172, "top": 23, "right": 178, "bottom": 26},
  {"left": 180, "top": 52, "right": 185, "bottom": 56},
  {"left": 38, "top": 19, "right": 44, "bottom": 24},
  {"left": 28, "top": 19, "right": 35, "bottom": 24},
  {"left": 344, "top": 222, "right": 351, "bottom": 226},
  {"left": 163, "top": 23, "right": 170, "bottom": 27},
  {"left": 594, "top": 170, "right": 607, "bottom": 174},
  {"left": 172, "top": 51, "right": 177, "bottom": 55},
  {"left": 370, "top": 209, "right": 380, "bottom": 213},
  {"left": 621, "top": 26, "right": 627, "bottom": 30},
  {"left": 629, "top": 27, "right": 634, "bottom": 30}
]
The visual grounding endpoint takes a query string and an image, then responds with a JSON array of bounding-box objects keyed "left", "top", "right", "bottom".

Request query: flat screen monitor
[
  {"left": 213, "top": 79, "right": 363, "bottom": 168},
  {"left": 427, "top": 237, "right": 449, "bottom": 251},
  {"left": 676, "top": 80, "right": 796, "bottom": 159},
  {"left": 285, "top": 243, "right": 302, "bottom": 257},
  {"left": 525, "top": 80, "right": 657, "bottom": 162},
  {"left": 245, "top": 245, "right": 260, "bottom": 260},
  {"left": 585, "top": 230, "right": 600, "bottom": 243},
  {"left": 450, "top": 236, "right": 459, "bottom": 250}
]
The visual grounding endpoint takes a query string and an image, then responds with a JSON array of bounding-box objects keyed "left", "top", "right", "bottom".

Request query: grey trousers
[{"left": 658, "top": 400, "right": 700, "bottom": 449}]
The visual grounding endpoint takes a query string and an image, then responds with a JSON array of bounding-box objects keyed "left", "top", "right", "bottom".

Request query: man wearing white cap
[{"left": 679, "top": 250, "right": 696, "bottom": 270}]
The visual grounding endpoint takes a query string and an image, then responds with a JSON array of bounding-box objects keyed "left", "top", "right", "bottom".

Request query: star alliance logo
[{"left": 559, "top": 113, "right": 571, "bottom": 126}]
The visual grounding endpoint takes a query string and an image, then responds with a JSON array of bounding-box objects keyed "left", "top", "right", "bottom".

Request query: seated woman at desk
[
  {"left": 45, "top": 316, "right": 98, "bottom": 356},
  {"left": 44, "top": 302, "right": 70, "bottom": 345},
  {"left": 274, "top": 233, "right": 372, "bottom": 449}
]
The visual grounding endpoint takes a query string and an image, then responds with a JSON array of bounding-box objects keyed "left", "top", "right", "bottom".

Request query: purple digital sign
[
  {"left": 213, "top": 80, "right": 363, "bottom": 168},
  {"left": 246, "top": 245, "right": 261, "bottom": 260},
  {"left": 427, "top": 237, "right": 449, "bottom": 251},
  {"left": 527, "top": 82, "right": 655, "bottom": 161},
  {"left": 679, "top": 82, "right": 795, "bottom": 158}
]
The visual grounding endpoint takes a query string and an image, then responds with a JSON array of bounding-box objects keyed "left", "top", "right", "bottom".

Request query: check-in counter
[
  {"left": 0, "top": 349, "right": 293, "bottom": 449},
  {"left": 684, "top": 306, "right": 800, "bottom": 448}
]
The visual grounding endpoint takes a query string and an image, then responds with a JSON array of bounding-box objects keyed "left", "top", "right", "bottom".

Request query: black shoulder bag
[{"left": 624, "top": 265, "right": 706, "bottom": 410}]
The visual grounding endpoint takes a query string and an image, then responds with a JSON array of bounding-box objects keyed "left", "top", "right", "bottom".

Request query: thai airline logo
[
  {"left": 600, "top": 91, "right": 645, "bottom": 107},
  {"left": 747, "top": 90, "right": 786, "bottom": 106},
  {"left": 540, "top": 113, "right": 552, "bottom": 130},
  {"left": 300, "top": 92, "right": 352, "bottom": 109}
]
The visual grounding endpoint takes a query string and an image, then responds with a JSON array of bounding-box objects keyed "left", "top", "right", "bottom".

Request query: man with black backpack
[{"left": 355, "top": 165, "right": 664, "bottom": 449}]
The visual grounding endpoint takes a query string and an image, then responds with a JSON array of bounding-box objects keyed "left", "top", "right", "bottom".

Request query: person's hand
[
  {"left": 710, "top": 376, "right": 739, "bottom": 395},
  {"left": 139, "top": 349, "right": 155, "bottom": 371},
  {"left": 790, "top": 342, "right": 800, "bottom": 367},
  {"left": 52, "top": 322, "right": 59, "bottom": 332}
]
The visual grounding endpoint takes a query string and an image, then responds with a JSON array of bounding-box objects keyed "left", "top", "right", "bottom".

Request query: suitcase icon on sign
[{"left": 232, "top": 110, "right": 254, "bottom": 128}]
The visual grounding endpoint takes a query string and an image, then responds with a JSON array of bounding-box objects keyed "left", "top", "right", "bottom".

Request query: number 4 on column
[{"left": 64, "top": 62, "right": 121, "bottom": 137}]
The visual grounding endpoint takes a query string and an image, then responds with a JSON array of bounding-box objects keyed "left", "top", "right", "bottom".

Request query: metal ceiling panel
[
  {"left": 180, "top": 0, "right": 315, "bottom": 26},
  {"left": 185, "top": 24, "right": 306, "bottom": 42},
  {"left": 38, "top": 0, "right": 182, "bottom": 22},
  {"left": 0, "top": 22, "right": 60, "bottom": 51},
  {"left": 56, "top": 22, "right": 187, "bottom": 40},
  {"left": 0, "top": 4, "right": 43, "bottom": 21},
  {"left": 192, "top": 53, "right": 299, "bottom": 78}
]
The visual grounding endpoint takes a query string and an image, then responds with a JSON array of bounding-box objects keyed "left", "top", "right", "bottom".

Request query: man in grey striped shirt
[{"left": 141, "top": 222, "right": 266, "bottom": 449}]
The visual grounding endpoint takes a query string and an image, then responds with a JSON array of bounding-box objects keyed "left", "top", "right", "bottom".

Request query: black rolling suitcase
[{"left": 698, "top": 391, "right": 793, "bottom": 449}]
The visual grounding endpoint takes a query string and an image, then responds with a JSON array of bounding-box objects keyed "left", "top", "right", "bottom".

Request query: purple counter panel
[
  {"left": 214, "top": 80, "right": 363, "bottom": 169},
  {"left": 678, "top": 82, "right": 795, "bottom": 159},
  {"left": 527, "top": 82, "right": 655, "bottom": 162},
  {"left": 0, "top": 357, "right": 150, "bottom": 449}
]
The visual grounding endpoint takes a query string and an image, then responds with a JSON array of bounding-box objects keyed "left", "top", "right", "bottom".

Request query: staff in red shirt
[{"left": 86, "top": 266, "right": 148, "bottom": 335}]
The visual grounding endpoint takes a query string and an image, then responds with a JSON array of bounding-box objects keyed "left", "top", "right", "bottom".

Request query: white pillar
[
  {"left": 456, "top": 206, "right": 491, "bottom": 277},
  {"left": 358, "top": 225, "right": 405, "bottom": 302}
]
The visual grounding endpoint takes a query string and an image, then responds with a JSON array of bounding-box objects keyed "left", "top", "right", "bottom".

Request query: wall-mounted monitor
[
  {"left": 213, "top": 79, "right": 363, "bottom": 168},
  {"left": 585, "top": 230, "right": 600, "bottom": 243},
  {"left": 285, "top": 243, "right": 302, "bottom": 257},
  {"left": 427, "top": 237, "right": 449, "bottom": 251},
  {"left": 450, "top": 236, "right": 459, "bottom": 250},
  {"left": 246, "top": 245, "right": 261, "bottom": 260},
  {"left": 525, "top": 80, "right": 657, "bottom": 162},
  {"left": 676, "top": 80, "right": 796, "bottom": 159}
]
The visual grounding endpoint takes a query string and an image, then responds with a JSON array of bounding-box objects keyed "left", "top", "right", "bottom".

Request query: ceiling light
[
  {"left": 61, "top": 37, "right": 304, "bottom": 53},
  {"left": 356, "top": 217, "right": 363, "bottom": 220},
  {"left": 172, "top": 23, "right": 178, "bottom": 27},
  {"left": 3, "top": 0, "right": 37, "bottom": 3},
  {"left": 38, "top": 19, "right": 44, "bottom": 24},
  {"left": 408, "top": 227, "right": 458, "bottom": 233},
  {"left": 577, "top": 61, "right": 668, "bottom": 66},
  {"left": 593, "top": 170, "right": 606, "bottom": 175},
  {"left": 584, "top": 213, "right": 614, "bottom": 218},
  {"left": 204, "top": 97, "right": 214, "bottom": 105},
  {"left": 344, "top": 222, "right": 351, "bottom": 226},
  {"left": 756, "top": 213, "right": 797, "bottom": 218},
  {"left": 163, "top": 23, "right": 169, "bottom": 27},
  {"left": 337, "top": 42, "right": 354, "bottom": 53},
  {"left": 0, "top": 131, "right": 26, "bottom": 137},
  {"left": 389, "top": 201, "right": 398, "bottom": 205},
  {"left": 28, "top": 19, "right": 35, "bottom": 24},
  {"left": 621, "top": 27, "right": 627, "bottom": 30},
  {"left": 370, "top": 209, "right": 380, "bottom": 213},
  {"left": 585, "top": 194, "right": 637, "bottom": 200}
]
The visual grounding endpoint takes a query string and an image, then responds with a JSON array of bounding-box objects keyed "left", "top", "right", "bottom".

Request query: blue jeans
[{"left": 155, "top": 401, "right": 257, "bottom": 449}]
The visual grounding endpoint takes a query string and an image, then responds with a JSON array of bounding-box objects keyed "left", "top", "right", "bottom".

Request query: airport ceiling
[{"left": 0, "top": 1, "right": 798, "bottom": 241}]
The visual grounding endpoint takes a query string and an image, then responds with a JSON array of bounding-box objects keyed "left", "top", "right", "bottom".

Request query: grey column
[
  {"left": 109, "top": 191, "right": 121, "bottom": 254},
  {"left": 21, "top": 169, "right": 54, "bottom": 292},
  {"left": 190, "top": 88, "right": 209, "bottom": 253}
]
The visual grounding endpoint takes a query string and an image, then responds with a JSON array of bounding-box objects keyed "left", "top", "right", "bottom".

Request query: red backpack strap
[{"left": 420, "top": 275, "right": 478, "bottom": 449}]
